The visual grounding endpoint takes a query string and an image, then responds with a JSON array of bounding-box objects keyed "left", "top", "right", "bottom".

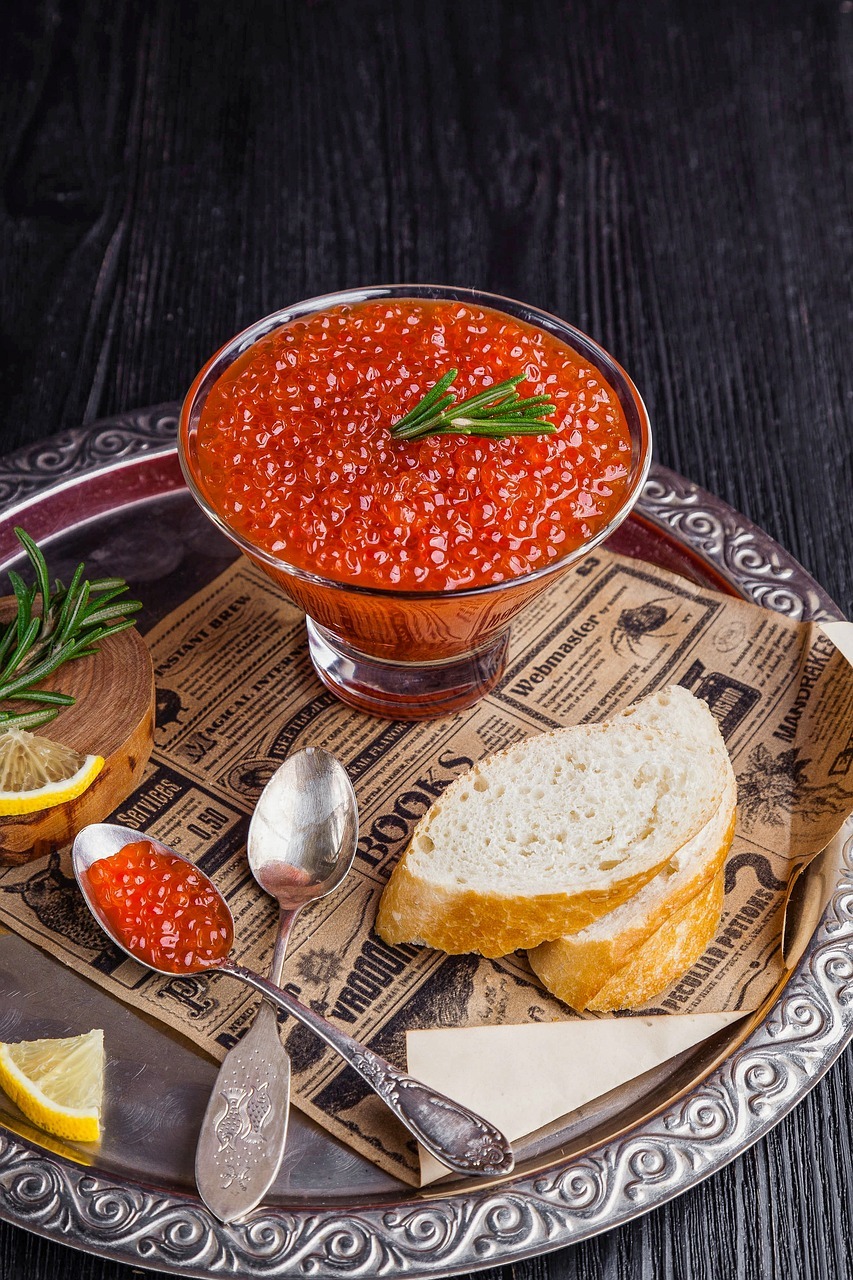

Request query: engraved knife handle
[
  {"left": 194, "top": 1002, "right": 291, "bottom": 1222},
  {"left": 195, "top": 909, "right": 297, "bottom": 1222},
  {"left": 221, "top": 961, "right": 514, "bottom": 1177}
]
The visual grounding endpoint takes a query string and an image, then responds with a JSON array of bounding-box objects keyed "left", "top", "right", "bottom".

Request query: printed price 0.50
[{"left": 187, "top": 805, "right": 230, "bottom": 841}]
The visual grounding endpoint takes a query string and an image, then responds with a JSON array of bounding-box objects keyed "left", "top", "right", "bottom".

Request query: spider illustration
[{"left": 610, "top": 597, "right": 679, "bottom": 658}]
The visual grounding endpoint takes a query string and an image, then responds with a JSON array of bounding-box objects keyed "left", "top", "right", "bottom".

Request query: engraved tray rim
[{"left": 0, "top": 405, "right": 849, "bottom": 1278}]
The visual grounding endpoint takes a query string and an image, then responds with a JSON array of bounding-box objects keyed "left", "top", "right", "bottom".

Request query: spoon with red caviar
[{"left": 72, "top": 822, "right": 514, "bottom": 1179}]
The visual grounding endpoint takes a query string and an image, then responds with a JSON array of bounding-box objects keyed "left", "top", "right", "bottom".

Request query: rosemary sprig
[
  {"left": 0, "top": 528, "right": 143, "bottom": 732},
  {"left": 390, "top": 369, "right": 557, "bottom": 441}
]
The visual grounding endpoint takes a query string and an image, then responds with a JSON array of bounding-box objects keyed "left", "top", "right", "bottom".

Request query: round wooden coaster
[{"left": 0, "top": 606, "right": 155, "bottom": 864}]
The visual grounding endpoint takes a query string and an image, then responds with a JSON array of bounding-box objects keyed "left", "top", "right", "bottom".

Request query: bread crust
[
  {"left": 376, "top": 850, "right": 683, "bottom": 957},
  {"left": 527, "top": 790, "right": 736, "bottom": 1008},
  {"left": 582, "top": 869, "right": 725, "bottom": 1011}
]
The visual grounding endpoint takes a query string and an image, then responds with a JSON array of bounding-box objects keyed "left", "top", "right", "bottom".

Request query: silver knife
[{"left": 194, "top": 920, "right": 292, "bottom": 1221}]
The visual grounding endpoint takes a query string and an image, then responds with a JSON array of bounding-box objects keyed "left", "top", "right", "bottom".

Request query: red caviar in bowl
[
  {"left": 194, "top": 299, "right": 632, "bottom": 592},
  {"left": 85, "top": 840, "right": 233, "bottom": 974}
]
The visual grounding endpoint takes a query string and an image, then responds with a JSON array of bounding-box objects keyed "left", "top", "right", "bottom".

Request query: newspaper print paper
[{"left": 0, "top": 549, "right": 850, "bottom": 1183}]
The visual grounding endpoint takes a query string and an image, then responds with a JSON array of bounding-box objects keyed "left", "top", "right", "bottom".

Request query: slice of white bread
[
  {"left": 376, "top": 686, "right": 731, "bottom": 957},
  {"left": 572, "top": 867, "right": 726, "bottom": 1012},
  {"left": 527, "top": 768, "right": 736, "bottom": 1010}
]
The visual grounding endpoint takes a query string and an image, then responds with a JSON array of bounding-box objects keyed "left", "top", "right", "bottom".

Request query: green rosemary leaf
[
  {"left": 390, "top": 401, "right": 456, "bottom": 440},
  {"left": 14, "top": 528, "right": 51, "bottom": 613},
  {"left": 93, "top": 618, "right": 136, "bottom": 639},
  {"left": 506, "top": 395, "right": 555, "bottom": 412},
  {"left": 0, "top": 624, "right": 18, "bottom": 669},
  {"left": 457, "top": 400, "right": 522, "bottom": 420},
  {"left": 7, "top": 571, "right": 34, "bottom": 646},
  {"left": 0, "top": 707, "right": 60, "bottom": 732},
  {"left": 391, "top": 418, "right": 442, "bottom": 441},
  {"left": 442, "top": 376, "right": 526, "bottom": 416},
  {"left": 58, "top": 580, "right": 91, "bottom": 645},
  {"left": 0, "top": 638, "right": 78, "bottom": 699},
  {"left": 393, "top": 369, "right": 459, "bottom": 433},
  {"left": 68, "top": 618, "right": 135, "bottom": 653},
  {"left": 56, "top": 563, "right": 85, "bottom": 637},
  {"left": 80, "top": 600, "right": 143, "bottom": 628},
  {"left": 0, "top": 532, "right": 142, "bottom": 728},
  {"left": 440, "top": 420, "right": 557, "bottom": 437},
  {"left": 5, "top": 689, "right": 75, "bottom": 706},
  {"left": 1, "top": 618, "right": 42, "bottom": 683},
  {"left": 390, "top": 369, "right": 555, "bottom": 442},
  {"left": 79, "top": 586, "right": 136, "bottom": 615},
  {"left": 77, "top": 586, "right": 128, "bottom": 614},
  {"left": 7, "top": 570, "right": 28, "bottom": 602}
]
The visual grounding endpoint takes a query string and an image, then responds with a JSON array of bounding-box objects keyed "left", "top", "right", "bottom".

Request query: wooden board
[{"left": 0, "top": 605, "right": 155, "bottom": 864}]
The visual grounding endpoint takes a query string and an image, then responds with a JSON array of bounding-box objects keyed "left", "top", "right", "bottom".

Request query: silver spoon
[
  {"left": 72, "top": 822, "right": 514, "bottom": 1180},
  {"left": 195, "top": 747, "right": 357, "bottom": 1221}
]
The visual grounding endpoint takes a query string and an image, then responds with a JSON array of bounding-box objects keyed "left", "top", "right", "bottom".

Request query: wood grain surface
[
  {"left": 0, "top": 1, "right": 851, "bottom": 1277},
  {"left": 0, "top": 598, "right": 155, "bottom": 863}
]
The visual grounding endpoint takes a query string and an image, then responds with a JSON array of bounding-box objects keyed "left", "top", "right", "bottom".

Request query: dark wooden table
[{"left": 1, "top": 2, "right": 851, "bottom": 1276}]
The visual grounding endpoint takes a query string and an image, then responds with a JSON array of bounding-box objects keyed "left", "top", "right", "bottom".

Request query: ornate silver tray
[{"left": 0, "top": 406, "right": 848, "bottom": 1277}]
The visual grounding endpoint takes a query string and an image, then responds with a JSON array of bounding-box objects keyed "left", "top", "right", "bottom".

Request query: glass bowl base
[{"left": 305, "top": 619, "right": 510, "bottom": 719}]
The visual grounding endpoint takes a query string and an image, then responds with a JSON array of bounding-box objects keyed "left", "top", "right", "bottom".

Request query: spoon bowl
[
  {"left": 247, "top": 747, "right": 358, "bottom": 908},
  {"left": 71, "top": 821, "right": 514, "bottom": 1179},
  {"left": 72, "top": 822, "right": 234, "bottom": 971}
]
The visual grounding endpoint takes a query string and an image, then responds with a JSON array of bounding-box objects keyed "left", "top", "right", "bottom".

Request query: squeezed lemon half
[
  {"left": 0, "top": 1029, "right": 105, "bottom": 1142},
  {"left": 0, "top": 729, "right": 104, "bottom": 815}
]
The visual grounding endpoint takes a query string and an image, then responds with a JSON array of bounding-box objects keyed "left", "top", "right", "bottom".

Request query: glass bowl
[{"left": 178, "top": 285, "right": 652, "bottom": 719}]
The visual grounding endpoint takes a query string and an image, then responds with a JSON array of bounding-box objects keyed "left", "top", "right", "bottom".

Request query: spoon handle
[
  {"left": 195, "top": 910, "right": 298, "bottom": 1222},
  {"left": 268, "top": 907, "right": 299, "bottom": 988},
  {"left": 220, "top": 960, "right": 514, "bottom": 1178}
]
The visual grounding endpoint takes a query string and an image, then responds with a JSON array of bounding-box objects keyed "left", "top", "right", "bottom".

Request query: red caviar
[
  {"left": 85, "top": 840, "right": 233, "bottom": 974},
  {"left": 195, "top": 299, "right": 632, "bottom": 591}
]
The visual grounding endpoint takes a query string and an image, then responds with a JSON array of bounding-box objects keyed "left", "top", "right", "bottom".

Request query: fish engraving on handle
[
  {"left": 213, "top": 1081, "right": 274, "bottom": 1156},
  {"left": 214, "top": 1086, "right": 249, "bottom": 1152},
  {"left": 245, "top": 1080, "right": 272, "bottom": 1140}
]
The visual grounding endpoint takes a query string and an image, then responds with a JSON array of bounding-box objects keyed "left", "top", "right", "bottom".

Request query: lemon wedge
[
  {"left": 0, "top": 1029, "right": 105, "bottom": 1142},
  {"left": 0, "top": 729, "right": 104, "bottom": 815}
]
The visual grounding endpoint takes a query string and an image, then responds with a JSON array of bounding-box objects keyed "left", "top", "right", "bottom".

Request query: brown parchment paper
[{"left": 0, "top": 548, "right": 851, "bottom": 1184}]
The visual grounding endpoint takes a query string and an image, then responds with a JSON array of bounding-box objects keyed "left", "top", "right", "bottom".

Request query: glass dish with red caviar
[{"left": 179, "top": 286, "right": 651, "bottom": 718}]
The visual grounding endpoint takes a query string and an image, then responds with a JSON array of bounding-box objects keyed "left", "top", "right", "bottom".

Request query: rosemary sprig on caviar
[
  {"left": 0, "top": 527, "right": 142, "bottom": 732},
  {"left": 390, "top": 369, "right": 557, "bottom": 441}
]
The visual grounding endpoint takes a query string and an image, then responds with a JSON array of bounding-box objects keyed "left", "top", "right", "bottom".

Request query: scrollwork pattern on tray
[
  {"left": 638, "top": 467, "right": 837, "bottom": 622},
  {"left": 0, "top": 405, "right": 179, "bottom": 508}
]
